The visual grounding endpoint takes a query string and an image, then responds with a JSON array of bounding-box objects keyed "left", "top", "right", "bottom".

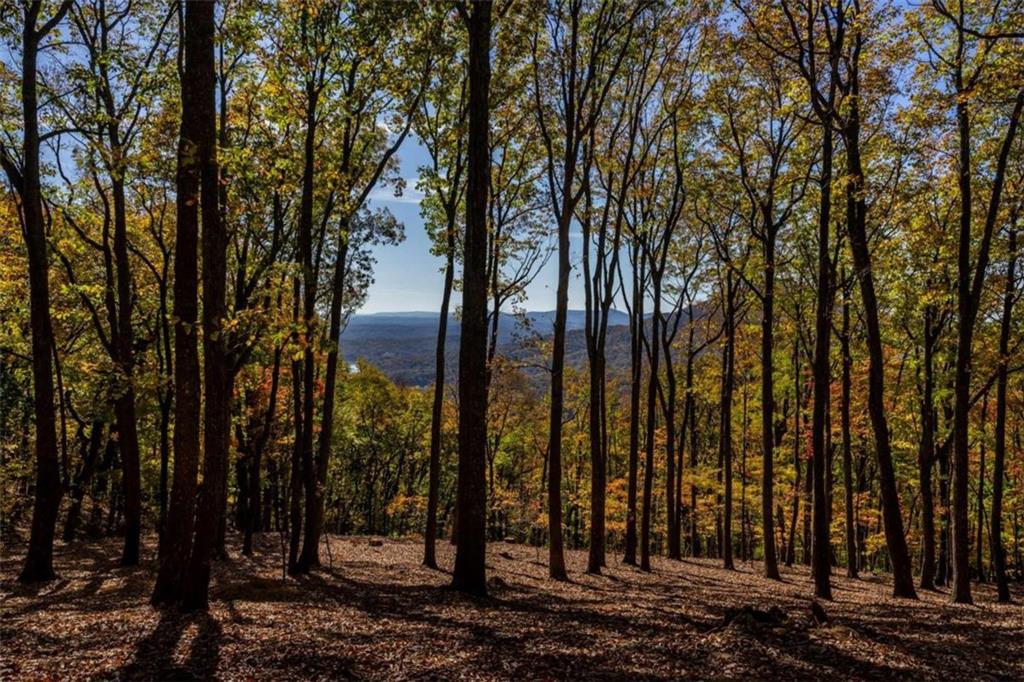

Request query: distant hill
[
  {"left": 339, "top": 306, "right": 719, "bottom": 387},
  {"left": 340, "top": 309, "right": 631, "bottom": 386}
]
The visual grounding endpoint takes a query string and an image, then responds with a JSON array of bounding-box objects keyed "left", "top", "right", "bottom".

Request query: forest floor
[{"left": 1, "top": 534, "right": 1021, "bottom": 681}]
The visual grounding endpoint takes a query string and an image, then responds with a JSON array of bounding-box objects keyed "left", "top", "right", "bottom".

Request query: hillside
[
  {"left": 2, "top": 535, "right": 1019, "bottom": 681},
  {"left": 340, "top": 310, "right": 632, "bottom": 386}
]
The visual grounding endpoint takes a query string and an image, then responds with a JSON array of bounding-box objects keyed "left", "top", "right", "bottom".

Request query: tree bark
[
  {"left": 424, "top": 226, "right": 455, "bottom": 569},
  {"left": 811, "top": 124, "right": 834, "bottom": 600},
  {"left": 991, "top": 219, "right": 1016, "bottom": 602},
  {"left": 840, "top": 285, "right": 858, "bottom": 579},
  {"left": 181, "top": 0, "right": 225, "bottom": 610},
  {"left": 151, "top": 0, "right": 206, "bottom": 606},
  {"left": 451, "top": 0, "right": 491, "bottom": 597}
]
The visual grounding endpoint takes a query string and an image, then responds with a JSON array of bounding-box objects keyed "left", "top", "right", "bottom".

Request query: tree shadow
[{"left": 119, "top": 610, "right": 222, "bottom": 681}]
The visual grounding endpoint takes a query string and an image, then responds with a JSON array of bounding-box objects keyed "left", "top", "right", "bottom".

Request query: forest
[{"left": 1, "top": 0, "right": 1023, "bottom": 679}]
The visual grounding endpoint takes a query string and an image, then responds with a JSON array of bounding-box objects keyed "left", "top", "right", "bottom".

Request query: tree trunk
[
  {"left": 720, "top": 271, "right": 736, "bottom": 571},
  {"left": 63, "top": 420, "right": 105, "bottom": 542},
  {"left": 182, "top": 0, "right": 225, "bottom": 610},
  {"left": 840, "top": 287, "right": 858, "bottom": 579},
  {"left": 991, "top": 220, "right": 1016, "bottom": 602},
  {"left": 298, "top": 230, "right": 350, "bottom": 572},
  {"left": 844, "top": 106, "right": 916, "bottom": 599},
  {"left": 424, "top": 224, "right": 455, "bottom": 569},
  {"left": 625, "top": 252, "right": 644, "bottom": 565},
  {"left": 641, "top": 270, "right": 662, "bottom": 572},
  {"left": 811, "top": 123, "right": 834, "bottom": 600},
  {"left": 451, "top": 0, "right": 491, "bottom": 597},
  {"left": 918, "top": 307, "right": 938, "bottom": 589},
  {"left": 151, "top": 0, "right": 206, "bottom": 606},
  {"left": 760, "top": 233, "right": 781, "bottom": 580},
  {"left": 15, "top": 0, "right": 70, "bottom": 585}
]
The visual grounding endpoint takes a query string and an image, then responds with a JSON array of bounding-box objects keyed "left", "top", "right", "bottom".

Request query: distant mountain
[
  {"left": 340, "top": 306, "right": 715, "bottom": 387},
  {"left": 341, "top": 309, "right": 631, "bottom": 386}
]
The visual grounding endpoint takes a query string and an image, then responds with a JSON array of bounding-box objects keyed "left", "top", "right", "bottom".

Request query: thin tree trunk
[
  {"left": 720, "top": 272, "right": 736, "bottom": 571},
  {"left": 641, "top": 271, "right": 662, "bottom": 572},
  {"left": 810, "top": 121, "right": 834, "bottom": 600},
  {"left": 424, "top": 227, "right": 455, "bottom": 569},
  {"left": 918, "top": 306, "right": 939, "bottom": 589},
  {"left": 761, "top": 233, "right": 781, "bottom": 579},
  {"left": 991, "top": 219, "right": 1016, "bottom": 602},
  {"left": 840, "top": 285, "right": 858, "bottom": 579}
]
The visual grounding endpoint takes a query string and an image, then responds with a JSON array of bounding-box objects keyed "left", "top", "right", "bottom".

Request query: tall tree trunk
[
  {"left": 991, "top": 219, "right": 1016, "bottom": 603},
  {"left": 720, "top": 272, "right": 736, "bottom": 571},
  {"left": 662, "top": 323, "right": 679, "bottom": 561},
  {"left": 298, "top": 231, "right": 350, "bottom": 572},
  {"left": 641, "top": 270, "right": 662, "bottom": 572},
  {"left": 811, "top": 122, "right": 834, "bottom": 600},
  {"left": 840, "top": 287, "right": 858, "bottom": 578},
  {"left": 110, "top": 176, "right": 142, "bottom": 568},
  {"left": 182, "top": 0, "right": 225, "bottom": 610},
  {"left": 843, "top": 97, "right": 916, "bottom": 600},
  {"left": 625, "top": 253, "right": 644, "bottom": 565},
  {"left": 151, "top": 0, "right": 206, "bottom": 606},
  {"left": 13, "top": 0, "right": 71, "bottom": 585},
  {"left": 761, "top": 232, "right": 781, "bottom": 579},
  {"left": 918, "top": 307, "right": 938, "bottom": 589},
  {"left": 787, "top": 340, "right": 800, "bottom": 567},
  {"left": 546, "top": 196, "right": 571, "bottom": 580},
  {"left": 288, "top": 280, "right": 304, "bottom": 573},
  {"left": 451, "top": 0, "right": 491, "bottom": 597},
  {"left": 424, "top": 226, "right": 455, "bottom": 569},
  {"left": 951, "top": 85, "right": 1023, "bottom": 605},
  {"left": 976, "top": 394, "right": 988, "bottom": 583}
]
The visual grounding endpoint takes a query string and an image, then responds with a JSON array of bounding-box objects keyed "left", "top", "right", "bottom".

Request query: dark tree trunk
[
  {"left": 641, "top": 269, "right": 662, "bottom": 572},
  {"left": 787, "top": 340, "right": 800, "bottom": 567},
  {"left": 424, "top": 218, "right": 455, "bottom": 569},
  {"left": 918, "top": 304, "right": 940, "bottom": 589},
  {"left": 181, "top": 0, "right": 225, "bottom": 610},
  {"left": 760, "top": 231, "right": 781, "bottom": 580},
  {"left": 151, "top": 0, "right": 206, "bottom": 607},
  {"left": 976, "top": 395, "right": 988, "bottom": 583},
  {"left": 811, "top": 124, "right": 834, "bottom": 600},
  {"left": 288, "top": 280, "right": 304, "bottom": 573},
  {"left": 244, "top": 349, "right": 282, "bottom": 556},
  {"left": 843, "top": 90, "right": 916, "bottom": 600},
  {"left": 451, "top": 0, "right": 491, "bottom": 597},
  {"left": 13, "top": 0, "right": 71, "bottom": 585},
  {"left": 110, "top": 177, "right": 142, "bottom": 568},
  {"left": 63, "top": 420, "right": 105, "bottom": 541},
  {"left": 840, "top": 286, "right": 858, "bottom": 579},
  {"left": 951, "top": 85, "right": 1023, "bottom": 605},
  {"left": 991, "top": 219, "right": 1016, "bottom": 603},
  {"left": 298, "top": 231, "right": 350, "bottom": 572},
  {"left": 625, "top": 252, "right": 644, "bottom": 566},
  {"left": 719, "top": 272, "right": 736, "bottom": 571}
]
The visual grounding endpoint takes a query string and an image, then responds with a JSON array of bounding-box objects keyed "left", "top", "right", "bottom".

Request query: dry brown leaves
[{"left": 2, "top": 535, "right": 1021, "bottom": 681}]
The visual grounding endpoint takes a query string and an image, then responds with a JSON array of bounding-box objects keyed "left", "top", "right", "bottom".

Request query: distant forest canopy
[{"left": 1, "top": 0, "right": 1022, "bottom": 609}]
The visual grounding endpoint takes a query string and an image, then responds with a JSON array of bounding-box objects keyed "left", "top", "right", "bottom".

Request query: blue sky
[{"left": 363, "top": 136, "right": 589, "bottom": 315}]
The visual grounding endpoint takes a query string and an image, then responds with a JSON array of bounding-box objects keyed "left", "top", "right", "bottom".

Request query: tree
[
  {"left": 532, "top": 0, "right": 643, "bottom": 578},
  {"left": 451, "top": 0, "right": 491, "bottom": 597},
  {"left": 151, "top": 0, "right": 212, "bottom": 607},
  {"left": 709, "top": 26, "right": 809, "bottom": 578},
  {"left": 921, "top": 0, "right": 1024, "bottom": 604},
  {"left": 0, "top": 0, "right": 72, "bottom": 585}
]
